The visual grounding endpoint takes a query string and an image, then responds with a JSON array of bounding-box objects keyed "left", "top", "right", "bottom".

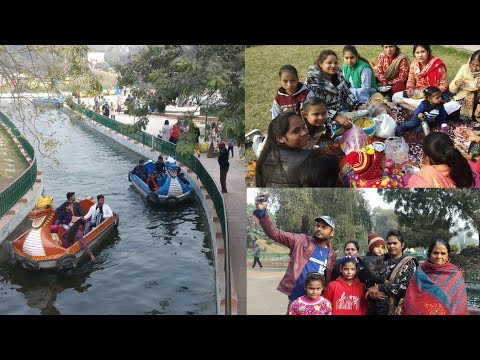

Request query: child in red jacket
[{"left": 323, "top": 255, "right": 368, "bottom": 315}]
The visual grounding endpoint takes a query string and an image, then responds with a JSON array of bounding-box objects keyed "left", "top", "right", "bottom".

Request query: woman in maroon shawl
[{"left": 404, "top": 238, "right": 468, "bottom": 315}]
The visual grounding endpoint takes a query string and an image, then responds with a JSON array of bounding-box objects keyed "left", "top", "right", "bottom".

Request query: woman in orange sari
[{"left": 407, "top": 132, "right": 474, "bottom": 188}]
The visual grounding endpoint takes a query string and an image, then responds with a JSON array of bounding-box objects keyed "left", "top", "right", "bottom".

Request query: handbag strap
[
  {"left": 387, "top": 256, "right": 414, "bottom": 315},
  {"left": 388, "top": 256, "right": 414, "bottom": 284}
]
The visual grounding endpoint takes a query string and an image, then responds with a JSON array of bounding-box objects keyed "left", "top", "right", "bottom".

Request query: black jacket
[
  {"left": 362, "top": 252, "right": 386, "bottom": 287},
  {"left": 55, "top": 201, "right": 85, "bottom": 217}
]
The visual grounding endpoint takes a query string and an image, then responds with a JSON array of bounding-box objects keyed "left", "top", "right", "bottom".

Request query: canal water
[{"left": 0, "top": 105, "right": 216, "bottom": 314}]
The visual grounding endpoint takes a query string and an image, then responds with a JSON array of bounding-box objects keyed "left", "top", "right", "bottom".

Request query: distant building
[{"left": 87, "top": 52, "right": 105, "bottom": 67}]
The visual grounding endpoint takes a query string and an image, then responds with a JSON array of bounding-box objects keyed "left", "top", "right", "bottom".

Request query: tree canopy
[
  {"left": 115, "top": 45, "right": 245, "bottom": 157},
  {"left": 0, "top": 45, "right": 97, "bottom": 165},
  {"left": 248, "top": 188, "right": 374, "bottom": 253},
  {"left": 379, "top": 188, "right": 480, "bottom": 247}
]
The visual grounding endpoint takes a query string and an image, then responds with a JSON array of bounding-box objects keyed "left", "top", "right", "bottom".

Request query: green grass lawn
[{"left": 245, "top": 45, "right": 472, "bottom": 142}]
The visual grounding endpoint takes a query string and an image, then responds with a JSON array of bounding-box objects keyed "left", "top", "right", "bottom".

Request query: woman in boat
[
  {"left": 63, "top": 218, "right": 95, "bottom": 263},
  {"left": 147, "top": 172, "right": 160, "bottom": 192}
]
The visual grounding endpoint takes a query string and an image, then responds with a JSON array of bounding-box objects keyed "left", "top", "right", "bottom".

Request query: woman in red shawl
[
  {"left": 404, "top": 239, "right": 468, "bottom": 315},
  {"left": 393, "top": 45, "right": 448, "bottom": 111}
]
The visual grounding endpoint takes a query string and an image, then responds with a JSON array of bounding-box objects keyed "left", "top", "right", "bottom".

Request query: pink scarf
[{"left": 407, "top": 164, "right": 456, "bottom": 188}]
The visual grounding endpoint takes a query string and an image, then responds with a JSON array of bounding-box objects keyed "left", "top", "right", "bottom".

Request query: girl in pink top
[
  {"left": 407, "top": 132, "right": 474, "bottom": 188},
  {"left": 289, "top": 272, "right": 332, "bottom": 315}
]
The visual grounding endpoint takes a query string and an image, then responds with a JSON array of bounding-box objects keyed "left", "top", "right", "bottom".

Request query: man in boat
[
  {"left": 55, "top": 192, "right": 85, "bottom": 217},
  {"left": 83, "top": 195, "right": 114, "bottom": 235},
  {"left": 155, "top": 155, "right": 166, "bottom": 177},
  {"left": 131, "top": 159, "right": 148, "bottom": 182}
]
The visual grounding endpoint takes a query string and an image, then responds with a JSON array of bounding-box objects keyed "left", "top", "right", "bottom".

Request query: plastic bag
[
  {"left": 375, "top": 113, "right": 397, "bottom": 138},
  {"left": 385, "top": 136, "right": 409, "bottom": 164},
  {"left": 368, "top": 103, "right": 387, "bottom": 117},
  {"left": 338, "top": 126, "right": 371, "bottom": 155}
]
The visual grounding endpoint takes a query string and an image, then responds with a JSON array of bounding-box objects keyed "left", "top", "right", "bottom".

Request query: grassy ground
[
  {"left": 245, "top": 45, "right": 472, "bottom": 145},
  {"left": 0, "top": 126, "right": 28, "bottom": 190},
  {"left": 252, "top": 238, "right": 290, "bottom": 253}
]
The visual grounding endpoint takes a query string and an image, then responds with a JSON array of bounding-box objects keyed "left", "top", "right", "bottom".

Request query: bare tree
[{"left": 0, "top": 45, "right": 97, "bottom": 166}]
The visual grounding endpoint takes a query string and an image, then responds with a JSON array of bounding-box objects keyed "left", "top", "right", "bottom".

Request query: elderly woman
[
  {"left": 404, "top": 239, "right": 468, "bottom": 315},
  {"left": 393, "top": 45, "right": 448, "bottom": 111},
  {"left": 449, "top": 50, "right": 480, "bottom": 121},
  {"left": 374, "top": 45, "right": 410, "bottom": 98},
  {"left": 365, "top": 230, "right": 418, "bottom": 315}
]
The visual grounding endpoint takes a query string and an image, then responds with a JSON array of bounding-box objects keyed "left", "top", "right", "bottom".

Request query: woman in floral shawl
[
  {"left": 374, "top": 45, "right": 410, "bottom": 98},
  {"left": 404, "top": 238, "right": 468, "bottom": 315},
  {"left": 305, "top": 50, "right": 366, "bottom": 138},
  {"left": 393, "top": 45, "right": 448, "bottom": 111}
]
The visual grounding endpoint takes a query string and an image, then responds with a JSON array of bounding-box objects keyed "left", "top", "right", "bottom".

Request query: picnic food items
[
  {"left": 385, "top": 136, "right": 409, "bottom": 164},
  {"left": 338, "top": 126, "right": 371, "bottom": 155},
  {"left": 461, "top": 83, "right": 478, "bottom": 92},
  {"left": 353, "top": 117, "right": 376, "bottom": 136}
]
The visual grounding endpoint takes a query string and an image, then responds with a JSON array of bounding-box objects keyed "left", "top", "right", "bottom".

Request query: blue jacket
[{"left": 413, "top": 100, "right": 447, "bottom": 124}]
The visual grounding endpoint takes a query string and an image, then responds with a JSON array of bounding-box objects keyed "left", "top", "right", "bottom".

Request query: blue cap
[
  {"left": 340, "top": 255, "right": 358, "bottom": 267},
  {"left": 314, "top": 215, "right": 335, "bottom": 230}
]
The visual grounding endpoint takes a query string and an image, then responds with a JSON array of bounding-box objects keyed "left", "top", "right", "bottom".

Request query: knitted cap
[
  {"left": 368, "top": 233, "right": 386, "bottom": 252},
  {"left": 345, "top": 148, "right": 382, "bottom": 180}
]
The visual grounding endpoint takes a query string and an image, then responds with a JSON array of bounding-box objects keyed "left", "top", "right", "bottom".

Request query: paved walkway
[
  {"left": 197, "top": 150, "right": 246, "bottom": 315},
  {"left": 86, "top": 107, "right": 247, "bottom": 314},
  {"left": 247, "top": 267, "right": 287, "bottom": 315}
]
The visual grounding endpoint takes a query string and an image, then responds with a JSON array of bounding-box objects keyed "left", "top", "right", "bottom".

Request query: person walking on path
[
  {"left": 252, "top": 243, "right": 263, "bottom": 268},
  {"left": 218, "top": 141, "right": 229, "bottom": 193},
  {"left": 228, "top": 138, "right": 236, "bottom": 157}
]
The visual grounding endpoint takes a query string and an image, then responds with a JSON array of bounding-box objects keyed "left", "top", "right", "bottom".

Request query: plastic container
[{"left": 353, "top": 117, "right": 376, "bottom": 137}]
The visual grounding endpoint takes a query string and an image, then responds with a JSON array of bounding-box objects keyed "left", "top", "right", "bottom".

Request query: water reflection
[{"left": 0, "top": 104, "right": 215, "bottom": 314}]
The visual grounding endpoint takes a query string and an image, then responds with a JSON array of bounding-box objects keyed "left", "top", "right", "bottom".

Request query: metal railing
[
  {"left": 71, "top": 103, "right": 231, "bottom": 314},
  {"left": 0, "top": 111, "right": 37, "bottom": 219},
  {"left": 246, "top": 252, "right": 290, "bottom": 267}
]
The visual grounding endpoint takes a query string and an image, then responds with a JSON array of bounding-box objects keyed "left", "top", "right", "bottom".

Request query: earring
[{"left": 279, "top": 140, "right": 284, "bottom": 143}]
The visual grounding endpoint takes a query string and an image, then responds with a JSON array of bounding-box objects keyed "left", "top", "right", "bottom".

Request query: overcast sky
[{"left": 246, "top": 188, "right": 393, "bottom": 210}]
